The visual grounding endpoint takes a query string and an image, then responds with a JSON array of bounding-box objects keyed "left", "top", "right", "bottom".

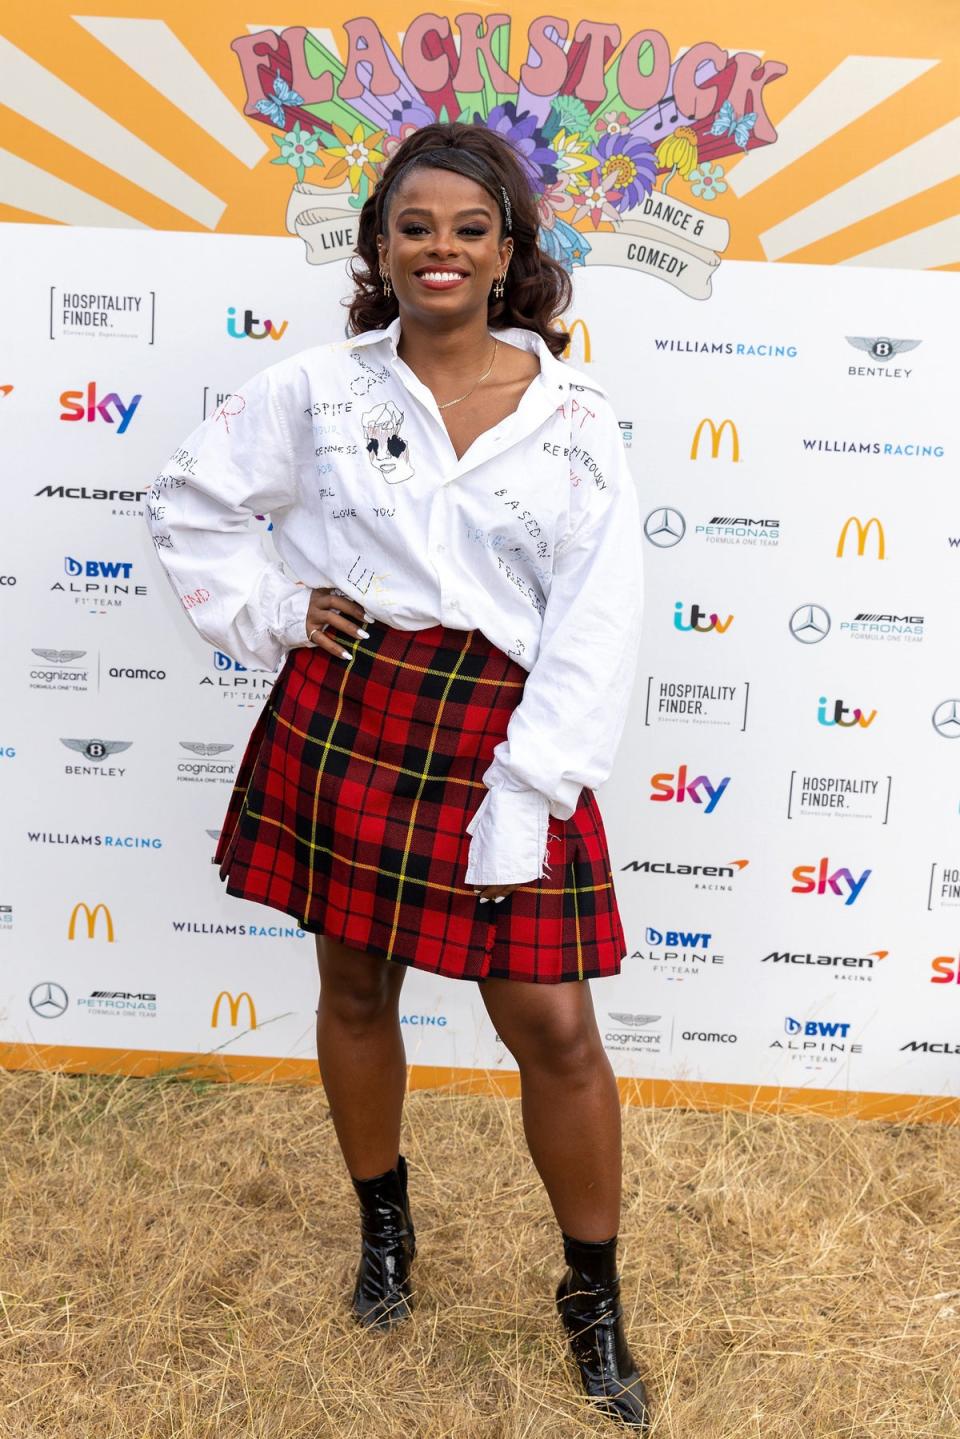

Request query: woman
[{"left": 147, "top": 121, "right": 649, "bottom": 1429}]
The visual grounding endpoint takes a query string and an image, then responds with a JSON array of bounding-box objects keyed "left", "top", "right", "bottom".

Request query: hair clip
[{"left": 500, "top": 185, "right": 512, "bottom": 232}]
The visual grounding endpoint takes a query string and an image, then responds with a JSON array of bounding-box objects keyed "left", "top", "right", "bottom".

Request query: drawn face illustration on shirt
[{"left": 362, "top": 400, "right": 414, "bottom": 484}]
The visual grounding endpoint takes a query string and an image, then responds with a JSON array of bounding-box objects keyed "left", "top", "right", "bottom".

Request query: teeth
[{"left": 420, "top": 272, "right": 464, "bottom": 281}]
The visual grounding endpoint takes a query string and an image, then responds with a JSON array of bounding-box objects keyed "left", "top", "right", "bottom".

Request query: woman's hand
[
  {"left": 474, "top": 882, "right": 526, "bottom": 902},
  {"left": 305, "top": 587, "right": 370, "bottom": 657}
]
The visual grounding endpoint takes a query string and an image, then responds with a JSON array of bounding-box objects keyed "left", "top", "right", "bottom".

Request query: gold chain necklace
[{"left": 437, "top": 338, "right": 499, "bottom": 410}]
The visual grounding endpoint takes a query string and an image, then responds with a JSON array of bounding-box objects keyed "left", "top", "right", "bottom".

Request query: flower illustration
[
  {"left": 315, "top": 121, "right": 387, "bottom": 205},
  {"left": 381, "top": 122, "right": 421, "bottom": 165},
  {"left": 597, "top": 109, "right": 630, "bottom": 136},
  {"left": 542, "top": 95, "right": 591, "bottom": 144},
  {"left": 655, "top": 125, "right": 699, "bottom": 194},
  {"left": 535, "top": 179, "right": 575, "bottom": 230},
  {"left": 593, "top": 131, "right": 657, "bottom": 212},
  {"left": 483, "top": 101, "right": 558, "bottom": 188},
  {"left": 689, "top": 161, "right": 727, "bottom": 201},
  {"left": 568, "top": 167, "right": 622, "bottom": 228},
  {"left": 550, "top": 127, "right": 594, "bottom": 190},
  {"left": 539, "top": 216, "right": 592, "bottom": 267},
  {"left": 270, "top": 124, "right": 322, "bottom": 183}
]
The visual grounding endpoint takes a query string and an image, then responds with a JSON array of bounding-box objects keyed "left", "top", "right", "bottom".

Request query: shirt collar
[{"left": 344, "top": 315, "right": 576, "bottom": 392}]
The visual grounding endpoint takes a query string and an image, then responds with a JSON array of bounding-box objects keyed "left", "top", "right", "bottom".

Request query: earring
[
  {"left": 493, "top": 271, "right": 506, "bottom": 299},
  {"left": 379, "top": 265, "right": 392, "bottom": 298}
]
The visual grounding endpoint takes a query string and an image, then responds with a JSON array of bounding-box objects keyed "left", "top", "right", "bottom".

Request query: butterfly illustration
[
  {"left": 255, "top": 74, "right": 304, "bottom": 128},
  {"left": 709, "top": 99, "right": 756, "bottom": 151}
]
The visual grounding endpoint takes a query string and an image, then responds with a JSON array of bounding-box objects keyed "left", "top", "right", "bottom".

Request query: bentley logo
[
  {"left": 29, "top": 982, "right": 68, "bottom": 1018},
  {"left": 846, "top": 337, "right": 921, "bottom": 363},
  {"left": 643, "top": 508, "right": 686, "bottom": 548},
  {"left": 789, "top": 605, "right": 831, "bottom": 644},
  {"left": 180, "top": 742, "right": 234, "bottom": 757},
  {"left": 61, "top": 738, "right": 132, "bottom": 762},
  {"left": 32, "top": 649, "right": 86, "bottom": 664},
  {"left": 932, "top": 700, "right": 960, "bottom": 739}
]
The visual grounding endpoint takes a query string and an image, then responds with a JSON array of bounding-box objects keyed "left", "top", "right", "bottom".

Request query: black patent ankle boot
[
  {"left": 555, "top": 1231, "right": 651, "bottom": 1430},
  {"left": 350, "top": 1153, "right": 416, "bottom": 1329}
]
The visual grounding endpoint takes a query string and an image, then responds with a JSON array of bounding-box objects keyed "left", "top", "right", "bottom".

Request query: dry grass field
[{"left": 0, "top": 1069, "right": 957, "bottom": 1438}]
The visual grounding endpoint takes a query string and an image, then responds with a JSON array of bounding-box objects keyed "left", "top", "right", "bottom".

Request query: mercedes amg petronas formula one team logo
[
  {"left": 643, "top": 508, "right": 686, "bottom": 548},
  {"left": 932, "top": 700, "right": 960, "bottom": 739},
  {"left": 789, "top": 605, "right": 831, "bottom": 644},
  {"left": 29, "top": 982, "right": 68, "bottom": 1018}
]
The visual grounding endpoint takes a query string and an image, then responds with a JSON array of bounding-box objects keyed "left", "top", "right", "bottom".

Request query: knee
[
  {"left": 318, "top": 947, "right": 397, "bottom": 1030},
  {"left": 510, "top": 1016, "right": 605, "bottom": 1080}
]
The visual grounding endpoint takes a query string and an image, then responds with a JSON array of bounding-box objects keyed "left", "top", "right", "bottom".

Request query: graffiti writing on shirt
[
  {"left": 315, "top": 442, "right": 358, "bottom": 456},
  {"left": 349, "top": 351, "right": 390, "bottom": 397},
  {"left": 362, "top": 400, "right": 415, "bottom": 485},
  {"left": 506, "top": 637, "right": 526, "bottom": 662},
  {"left": 169, "top": 447, "right": 198, "bottom": 475},
  {"left": 181, "top": 587, "right": 211, "bottom": 610},
  {"left": 318, "top": 486, "right": 336, "bottom": 498},
  {"left": 555, "top": 395, "right": 597, "bottom": 431},
  {"left": 347, "top": 554, "right": 395, "bottom": 605},
  {"left": 151, "top": 533, "right": 174, "bottom": 550},
  {"left": 495, "top": 555, "right": 546, "bottom": 617},
  {"left": 213, "top": 394, "right": 245, "bottom": 433},
  {"left": 305, "top": 400, "right": 353, "bottom": 416},
  {"left": 147, "top": 502, "right": 165, "bottom": 524},
  {"left": 332, "top": 507, "right": 356, "bottom": 518},
  {"left": 492, "top": 490, "right": 550, "bottom": 558},
  {"left": 569, "top": 445, "right": 607, "bottom": 490},
  {"left": 372, "top": 506, "right": 396, "bottom": 518}
]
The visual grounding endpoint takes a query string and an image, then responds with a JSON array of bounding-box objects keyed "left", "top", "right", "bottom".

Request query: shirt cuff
[
  {"left": 276, "top": 582, "right": 313, "bottom": 650},
  {"left": 464, "top": 784, "right": 550, "bottom": 886}
]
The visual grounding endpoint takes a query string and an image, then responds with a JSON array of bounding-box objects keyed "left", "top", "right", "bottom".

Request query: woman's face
[{"left": 376, "top": 168, "right": 513, "bottom": 322}]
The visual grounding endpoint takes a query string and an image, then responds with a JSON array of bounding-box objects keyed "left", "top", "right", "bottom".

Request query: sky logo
[
  {"left": 791, "top": 858, "right": 871, "bottom": 906},
  {"left": 673, "top": 602, "right": 734, "bottom": 633},
  {"left": 226, "top": 307, "right": 288, "bottom": 340},
  {"left": 817, "top": 697, "right": 877, "bottom": 728},
  {"left": 650, "top": 766, "right": 730, "bottom": 813},
  {"left": 60, "top": 383, "right": 141, "bottom": 434}
]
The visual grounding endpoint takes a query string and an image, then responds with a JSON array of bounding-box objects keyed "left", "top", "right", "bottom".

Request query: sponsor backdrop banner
[{"left": 1, "top": 3, "right": 958, "bottom": 1117}]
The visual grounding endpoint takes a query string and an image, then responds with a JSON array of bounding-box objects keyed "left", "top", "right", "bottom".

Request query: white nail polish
[
  {"left": 357, "top": 628, "right": 370, "bottom": 639},
  {"left": 493, "top": 895, "right": 505, "bottom": 903},
  {"left": 479, "top": 896, "right": 489, "bottom": 903},
  {"left": 340, "top": 649, "right": 351, "bottom": 660},
  {"left": 363, "top": 611, "right": 375, "bottom": 624}
]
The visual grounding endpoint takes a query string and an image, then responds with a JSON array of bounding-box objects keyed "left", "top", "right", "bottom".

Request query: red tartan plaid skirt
[{"left": 213, "top": 621, "right": 627, "bottom": 984}]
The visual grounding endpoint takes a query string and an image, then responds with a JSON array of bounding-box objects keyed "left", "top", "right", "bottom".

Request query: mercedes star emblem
[
  {"left": 789, "top": 605, "right": 831, "bottom": 644},
  {"left": 932, "top": 700, "right": 960, "bottom": 739},
  {"left": 29, "top": 982, "right": 68, "bottom": 1018},
  {"left": 644, "top": 508, "right": 686, "bottom": 548}
]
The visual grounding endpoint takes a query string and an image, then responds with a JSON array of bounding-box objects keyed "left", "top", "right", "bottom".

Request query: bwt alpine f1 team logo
[{"left": 231, "top": 20, "right": 788, "bottom": 299}]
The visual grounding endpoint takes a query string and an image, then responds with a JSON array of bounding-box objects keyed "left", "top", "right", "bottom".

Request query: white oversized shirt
[{"left": 145, "top": 315, "right": 644, "bottom": 886}]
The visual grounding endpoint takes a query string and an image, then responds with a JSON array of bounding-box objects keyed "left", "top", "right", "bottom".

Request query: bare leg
[
  {"left": 315, "top": 935, "right": 409, "bottom": 1180},
  {"left": 478, "top": 976, "right": 621, "bottom": 1240}
]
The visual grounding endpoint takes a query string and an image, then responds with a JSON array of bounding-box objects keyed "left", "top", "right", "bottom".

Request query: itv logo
[
  {"left": 226, "top": 307, "right": 288, "bottom": 341},
  {"left": 673, "top": 601, "right": 734, "bottom": 634},
  {"left": 60, "top": 383, "right": 142, "bottom": 434}
]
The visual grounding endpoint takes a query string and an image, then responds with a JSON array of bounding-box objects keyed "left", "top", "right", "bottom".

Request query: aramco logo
[
  {"left": 211, "top": 990, "right": 257, "bottom": 1029},
  {"left": 836, "top": 516, "right": 886, "bottom": 559},
  {"left": 67, "top": 901, "right": 115, "bottom": 941},
  {"left": 690, "top": 417, "right": 740, "bottom": 462}
]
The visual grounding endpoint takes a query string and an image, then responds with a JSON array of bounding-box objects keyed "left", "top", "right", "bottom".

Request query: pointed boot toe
[
  {"left": 350, "top": 1153, "right": 416, "bottom": 1331},
  {"left": 555, "top": 1261, "right": 651, "bottom": 1430}
]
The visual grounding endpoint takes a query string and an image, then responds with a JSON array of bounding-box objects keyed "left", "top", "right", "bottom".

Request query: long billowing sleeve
[
  {"left": 464, "top": 396, "right": 644, "bottom": 886},
  {"left": 145, "top": 362, "right": 312, "bottom": 672}
]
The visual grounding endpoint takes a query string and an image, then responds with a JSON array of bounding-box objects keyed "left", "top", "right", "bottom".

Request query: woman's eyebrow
[{"left": 394, "top": 205, "right": 493, "bottom": 220}]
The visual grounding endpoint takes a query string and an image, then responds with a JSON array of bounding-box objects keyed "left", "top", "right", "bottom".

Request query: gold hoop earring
[{"left": 379, "top": 265, "right": 392, "bottom": 298}]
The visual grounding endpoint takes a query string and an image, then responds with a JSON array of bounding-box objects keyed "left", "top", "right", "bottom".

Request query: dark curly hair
[{"left": 345, "top": 121, "right": 572, "bottom": 359}]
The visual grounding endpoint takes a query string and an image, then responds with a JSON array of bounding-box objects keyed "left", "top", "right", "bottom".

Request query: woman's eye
[{"left": 400, "top": 225, "right": 489, "bottom": 236}]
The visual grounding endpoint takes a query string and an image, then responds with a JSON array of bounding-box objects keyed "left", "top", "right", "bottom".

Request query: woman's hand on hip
[
  {"left": 474, "top": 882, "right": 526, "bottom": 902},
  {"left": 305, "top": 587, "right": 370, "bottom": 657}
]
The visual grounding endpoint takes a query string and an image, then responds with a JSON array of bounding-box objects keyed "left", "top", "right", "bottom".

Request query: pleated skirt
[{"left": 213, "top": 620, "right": 627, "bottom": 983}]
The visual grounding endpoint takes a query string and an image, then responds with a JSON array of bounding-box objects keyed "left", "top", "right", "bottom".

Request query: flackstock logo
[
  {"left": 818, "top": 697, "right": 876, "bottom": 729},
  {"left": 771, "top": 1015, "right": 862, "bottom": 1067},
  {"left": 211, "top": 991, "right": 257, "bottom": 1028},
  {"left": 30, "top": 648, "right": 90, "bottom": 693},
  {"left": 645, "top": 679, "right": 748, "bottom": 731},
  {"left": 762, "top": 947, "right": 887, "bottom": 983},
  {"left": 930, "top": 954, "right": 960, "bottom": 985},
  {"left": 177, "top": 742, "right": 236, "bottom": 785},
  {"left": 60, "top": 383, "right": 142, "bottom": 433},
  {"left": 644, "top": 508, "right": 685, "bottom": 547},
  {"left": 632, "top": 927, "right": 724, "bottom": 978},
  {"left": 928, "top": 864, "right": 960, "bottom": 911},
  {"left": 68, "top": 902, "right": 115, "bottom": 942},
  {"left": 29, "top": 983, "right": 68, "bottom": 1018},
  {"left": 836, "top": 516, "right": 885, "bottom": 559},
  {"left": 226, "top": 306, "right": 288, "bottom": 341},
  {"left": 650, "top": 766, "right": 729, "bottom": 812},
  {"left": 787, "top": 772, "right": 892, "bottom": 824},
  {"left": 61, "top": 738, "right": 131, "bottom": 778},
  {"left": 621, "top": 857, "right": 749, "bottom": 892},
  {"left": 603, "top": 1012, "right": 669, "bottom": 1056},
  {"left": 846, "top": 336, "right": 920, "bottom": 377},
  {"left": 49, "top": 288, "right": 155, "bottom": 343},
  {"left": 791, "top": 858, "right": 871, "bottom": 906},
  {"left": 790, "top": 605, "right": 830, "bottom": 644},
  {"left": 690, "top": 417, "right": 740, "bottom": 461},
  {"left": 932, "top": 701, "right": 960, "bottom": 739}
]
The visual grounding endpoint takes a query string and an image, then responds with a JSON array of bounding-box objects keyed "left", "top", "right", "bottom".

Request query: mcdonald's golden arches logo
[
  {"left": 67, "top": 901, "right": 115, "bottom": 941},
  {"left": 836, "top": 516, "right": 886, "bottom": 559},
  {"left": 211, "top": 990, "right": 257, "bottom": 1029},
  {"left": 690, "top": 417, "right": 740, "bottom": 461},
  {"left": 562, "top": 317, "right": 591, "bottom": 363}
]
